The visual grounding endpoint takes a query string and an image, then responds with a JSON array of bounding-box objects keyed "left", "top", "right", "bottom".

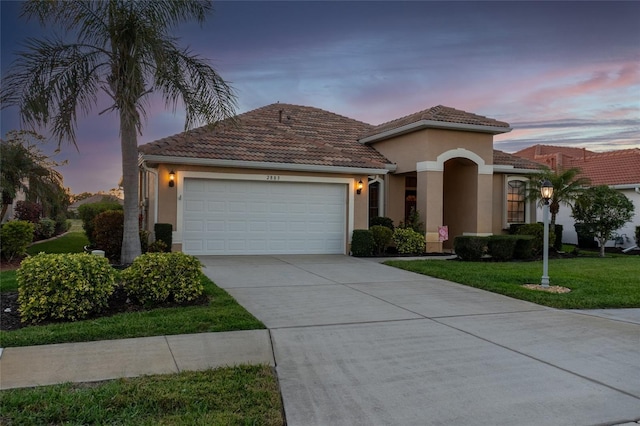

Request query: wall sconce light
[
  {"left": 168, "top": 170, "right": 175, "bottom": 188},
  {"left": 356, "top": 180, "right": 363, "bottom": 195}
]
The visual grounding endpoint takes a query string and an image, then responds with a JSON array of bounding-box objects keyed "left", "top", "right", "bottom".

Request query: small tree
[{"left": 572, "top": 186, "right": 635, "bottom": 257}]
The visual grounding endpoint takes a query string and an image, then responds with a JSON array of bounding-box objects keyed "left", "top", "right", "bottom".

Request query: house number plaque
[{"left": 266, "top": 175, "right": 280, "bottom": 181}]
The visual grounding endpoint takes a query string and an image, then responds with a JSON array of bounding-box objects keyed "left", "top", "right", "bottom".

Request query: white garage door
[{"left": 182, "top": 178, "right": 347, "bottom": 255}]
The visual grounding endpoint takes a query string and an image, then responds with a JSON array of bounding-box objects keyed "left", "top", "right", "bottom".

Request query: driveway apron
[{"left": 199, "top": 255, "right": 640, "bottom": 426}]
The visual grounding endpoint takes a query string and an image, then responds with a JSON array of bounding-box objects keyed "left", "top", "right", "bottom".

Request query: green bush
[
  {"left": 351, "top": 229, "right": 375, "bottom": 256},
  {"left": 14, "top": 201, "right": 42, "bottom": 223},
  {"left": 515, "top": 223, "right": 555, "bottom": 255},
  {"left": 370, "top": 225, "right": 393, "bottom": 254},
  {"left": 54, "top": 213, "right": 71, "bottom": 234},
  {"left": 121, "top": 252, "right": 203, "bottom": 305},
  {"left": 553, "top": 224, "right": 563, "bottom": 252},
  {"left": 92, "top": 210, "right": 124, "bottom": 261},
  {"left": 400, "top": 207, "right": 424, "bottom": 233},
  {"left": 453, "top": 235, "right": 488, "bottom": 261},
  {"left": 393, "top": 228, "right": 425, "bottom": 255},
  {"left": 147, "top": 239, "right": 168, "bottom": 253},
  {"left": 574, "top": 223, "right": 597, "bottom": 249},
  {"left": 1, "top": 220, "right": 34, "bottom": 261},
  {"left": 370, "top": 216, "right": 394, "bottom": 230},
  {"left": 513, "top": 235, "right": 536, "bottom": 260},
  {"left": 35, "top": 218, "right": 56, "bottom": 240},
  {"left": 154, "top": 223, "right": 173, "bottom": 252},
  {"left": 78, "top": 201, "right": 123, "bottom": 246},
  {"left": 17, "top": 253, "right": 116, "bottom": 324},
  {"left": 487, "top": 235, "right": 518, "bottom": 261},
  {"left": 139, "top": 230, "right": 150, "bottom": 253}
]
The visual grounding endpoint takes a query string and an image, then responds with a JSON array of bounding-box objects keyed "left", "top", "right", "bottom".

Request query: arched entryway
[{"left": 442, "top": 158, "right": 478, "bottom": 250}]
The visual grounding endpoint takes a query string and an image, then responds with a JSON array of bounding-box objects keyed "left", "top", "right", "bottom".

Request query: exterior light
[
  {"left": 168, "top": 170, "right": 175, "bottom": 188},
  {"left": 356, "top": 180, "right": 363, "bottom": 195},
  {"left": 540, "top": 179, "right": 553, "bottom": 287}
]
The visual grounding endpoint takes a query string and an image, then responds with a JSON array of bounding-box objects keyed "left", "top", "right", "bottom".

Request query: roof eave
[
  {"left": 359, "top": 120, "right": 512, "bottom": 144},
  {"left": 140, "top": 154, "right": 395, "bottom": 175}
]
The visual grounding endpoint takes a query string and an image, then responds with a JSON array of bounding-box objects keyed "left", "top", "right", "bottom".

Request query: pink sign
[{"left": 438, "top": 226, "right": 448, "bottom": 242}]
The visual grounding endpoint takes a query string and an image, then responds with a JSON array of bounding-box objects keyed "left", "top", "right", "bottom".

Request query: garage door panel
[{"left": 182, "top": 178, "right": 347, "bottom": 255}]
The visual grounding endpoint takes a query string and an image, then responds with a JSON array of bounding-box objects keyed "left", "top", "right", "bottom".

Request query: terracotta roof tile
[
  {"left": 512, "top": 144, "right": 640, "bottom": 186},
  {"left": 493, "top": 150, "right": 543, "bottom": 170},
  {"left": 363, "top": 105, "right": 510, "bottom": 139},
  {"left": 139, "top": 103, "right": 390, "bottom": 169}
]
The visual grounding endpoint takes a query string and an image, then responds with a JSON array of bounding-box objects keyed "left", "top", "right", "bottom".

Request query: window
[
  {"left": 507, "top": 180, "right": 526, "bottom": 223},
  {"left": 369, "top": 181, "right": 380, "bottom": 219}
]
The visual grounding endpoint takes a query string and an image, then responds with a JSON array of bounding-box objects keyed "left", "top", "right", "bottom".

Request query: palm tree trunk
[{"left": 119, "top": 114, "right": 142, "bottom": 264}]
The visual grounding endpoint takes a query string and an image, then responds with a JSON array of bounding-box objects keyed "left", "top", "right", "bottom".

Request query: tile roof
[
  {"left": 512, "top": 144, "right": 640, "bottom": 186},
  {"left": 363, "top": 105, "right": 510, "bottom": 139},
  {"left": 140, "top": 103, "right": 527, "bottom": 172},
  {"left": 492, "top": 150, "right": 543, "bottom": 170},
  {"left": 139, "top": 103, "right": 390, "bottom": 170}
]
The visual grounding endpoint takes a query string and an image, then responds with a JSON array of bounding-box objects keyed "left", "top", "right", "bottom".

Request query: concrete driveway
[{"left": 199, "top": 255, "right": 640, "bottom": 426}]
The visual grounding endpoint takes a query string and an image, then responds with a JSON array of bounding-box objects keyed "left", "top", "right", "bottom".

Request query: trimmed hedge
[
  {"left": 351, "top": 229, "right": 375, "bottom": 256},
  {"left": 121, "top": 252, "right": 203, "bottom": 305},
  {"left": 154, "top": 223, "right": 173, "bottom": 252},
  {"left": 487, "top": 235, "right": 518, "bottom": 261},
  {"left": 392, "top": 228, "right": 425, "bottom": 255},
  {"left": 17, "top": 253, "right": 116, "bottom": 323},
  {"left": 370, "top": 225, "right": 393, "bottom": 255},
  {"left": 1, "top": 220, "right": 34, "bottom": 261},
  {"left": 515, "top": 223, "right": 555, "bottom": 256},
  {"left": 93, "top": 210, "right": 124, "bottom": 261},
  {"left": 453, "top": 236, "right": 488, "bottom": 261},
  {"left": 514, "top": 235, "right": 536, "bottom": 260},
  {"left": 78, "top": 202, "right": 123, "bottom": 246},
  {"left": 370, "top": 216, "right": 394, "bottom": 230}
]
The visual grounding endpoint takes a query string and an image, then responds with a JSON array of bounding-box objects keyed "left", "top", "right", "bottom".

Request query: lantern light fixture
[
  {"left": 356, "top": 180, "right": 363, "bottom": 195},
  {"left": 169, "top": 170, "right": 175, "bottom": 188}
]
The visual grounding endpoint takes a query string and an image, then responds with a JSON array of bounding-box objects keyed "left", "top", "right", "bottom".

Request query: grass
[
  {"left": 0, "top": 270, "right": 17, "bottom": 292},
  {"left": 27, "top": 220, "right": 88, "bottom": 256},
  {"left": 385, "top": 256, "right": 640, "bottom": 309},
  {"left": 0, "top": 273, "right": 265, "bottom": 348},
  {"left": 0, "top": 365, "right": 284, "bottom": 425}
]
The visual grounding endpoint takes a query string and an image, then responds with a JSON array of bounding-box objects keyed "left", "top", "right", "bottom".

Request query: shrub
[
  {"left": 17, "top": 253, "right": 116, "bottom": 324},
  {"left": 370, "top": 225, "right": 393, "bottom": 254},
  {"left": 393, "top": 228, "right": 425, "bottom": 255},
  {"left": 14, "top": 201, "right": 42, "bottom": 223},
  {"left": 453, "top": 235, "right": 488, "bottom": 261},
  {"left": 139, "top": 230, "right": 150, "bottom": 253},
  {"left": 54, "top": 213, "right": 71, "bottom": 234},
  {"left": 370, "top": 216, "right": 394, "bottom": 230},
  {"left": 34, "top": 218, "right": 56, "bottom": 240},
  {"left": 515, "top": 223, "right": 555, "bottom": 256},
  {"left": 351, "top": 229, "right": 375, "bottom": 256},
  {"left": 400, "top": 207, "right": 424, "bottom": 233},
  {"left": 154, "top": 223, "right": 173, "bottom": 252},
  {"left": 121, "top": 252, "right": 203, "bottom": 305},
  {"left": 487, "top": 235, "right": 518, "bottom": 261},
  {"left": 92, "top": 210, "right": 124, "bottom": 261},
  {"left": 553, "top": 224, "right": 563, "bottom": 252},
  {"left": 513, "top": 235, "right": 536, "bottom": 260},
  {"left": 147, "top": 239, "right": 168, "bottom": 253},
  {"left": 574, "top": 223, "right": 597, "bottom": 249},
  {"left": 78, "top": 202, "right": 123, "bottom": 246},
  {"left": 1, "top": 220, "right": 34, "bottom": 261}
]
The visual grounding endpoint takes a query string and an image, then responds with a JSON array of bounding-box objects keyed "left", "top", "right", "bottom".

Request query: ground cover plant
[
  {"left": 0, "top": 365, "right": 284, "bottom": 425},
  {"left": 385, "top": 257, "right": 639, "bottom": 309}
]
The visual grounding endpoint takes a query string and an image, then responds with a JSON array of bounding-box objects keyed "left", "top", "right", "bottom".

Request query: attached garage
[{"left": 181, "top": 177, "right": 348, "bottom": 255}]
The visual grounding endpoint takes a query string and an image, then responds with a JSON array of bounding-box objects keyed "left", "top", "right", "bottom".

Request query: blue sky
[{"left": 1, "top": 1, "right": 639, "bottom": 194}]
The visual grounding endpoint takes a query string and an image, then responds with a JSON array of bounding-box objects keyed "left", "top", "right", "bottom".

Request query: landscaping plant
[
  {"left": 370, "top": 225, "right": 393, "bottom": 255},
  {"left": 350, "top": 229, "right": 375, "bottom": 256},
  {"left": 92, "top": 210, "right": 124, "bottom": 261},
  {"left": 0, "top": 220, "right": 34, "bottom": 261},
  {"left": 393, "top": 227, "right": 425, "bottom": 254}
]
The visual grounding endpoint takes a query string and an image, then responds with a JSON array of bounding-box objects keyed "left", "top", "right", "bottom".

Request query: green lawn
[
  {"left": 0, "top": 273, "right": 265, "bottom": 348},
  {"left": 385, "top": 257, "right": 640, "bottom": 309},
  {"left": 27, "top": 224, "right": 89, "bottom": 256},
  {"left": 0, "top": 270, "right": 17, "bottom": 292},
  {"left": 0, "top": 366, "right": 284, "bottom": 425}
]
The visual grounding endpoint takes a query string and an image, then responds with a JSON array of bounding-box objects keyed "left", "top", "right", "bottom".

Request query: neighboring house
[
  {"left": 513, "top": 144, "right": 640, "bottom": 249},
  {"left": 1, "top": 185, "right": 27, "bottom": 223},
  {"left": 138, "top": 103, "right": 542, "bottom": 255},
  {"left": 68, "top": 194, "right": 124, "bottom": 214}
]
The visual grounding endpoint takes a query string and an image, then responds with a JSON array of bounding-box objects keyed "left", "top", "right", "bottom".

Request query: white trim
[
  {"left": 367, "top": 176, "right": 385, "bottom": 220},
  {"left": 493, "top": 165, "right": 541, "bottom": 174},
  {"left": 462, "top": 232, "right": 493, "bottom": 237},
  {"left": 416, "top": 148, "right": 493, "bottom": 175},
  {"left": 610, "top": 184, "right": 640, "bottom": 190},
  {"left": 141, "top": 154, "right": 391, "bottom": 175},
  {"left": 175, "top": 171, "right": 355, "bottom": 252},
  {"left": 359, "top": 120, "right": 512, "bottom": 144}
]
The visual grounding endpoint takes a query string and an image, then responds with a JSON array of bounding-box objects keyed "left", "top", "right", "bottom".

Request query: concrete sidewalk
[{"left": 0, "top": 330, "right": 274, "bottom": 390}]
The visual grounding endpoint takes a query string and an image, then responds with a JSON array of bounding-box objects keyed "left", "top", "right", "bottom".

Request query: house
[
  {"left": 68, "top": 194, "right": 124, "bottom": 214},
  {"left": 138, "top": 103, "right": 542, "bottom": 255},
  {"left": 513, "top": 144, "right": 640, "bottom": 249}
]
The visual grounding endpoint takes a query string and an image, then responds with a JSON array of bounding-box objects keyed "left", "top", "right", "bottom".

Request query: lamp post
[{"left": 540, "top": 179, "right": 554, "bottom": 287}]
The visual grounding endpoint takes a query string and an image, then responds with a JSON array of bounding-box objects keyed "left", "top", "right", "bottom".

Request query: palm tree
[
  {"left": 1, "top": 1, "right": 236, "bottom": 263},
  {"left": 526, "top": 167, "right": 591, "bottom": 226},
  {"left": 1, "top": 130, "right": 64, "bottom": 221}
]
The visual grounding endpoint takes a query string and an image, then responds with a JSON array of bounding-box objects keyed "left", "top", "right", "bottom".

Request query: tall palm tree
[
  {"left": 526, "top": 167, "right": 591, "bottom": 226},
  {"left": 1, "top": 1, "right": 236, "bottom": 263},
  {"left": 1, "top": 130, "right": 64, "bottom": 221}
]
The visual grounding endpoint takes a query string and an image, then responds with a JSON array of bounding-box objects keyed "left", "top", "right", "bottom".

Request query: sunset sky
[{"left": 1, "top": 1, "right": 639, "bottom": 194}]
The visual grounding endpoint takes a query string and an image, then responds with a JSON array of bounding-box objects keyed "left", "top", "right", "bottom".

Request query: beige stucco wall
[{"left": 144, "top": 163, "right": 370, "bottom": 253}]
